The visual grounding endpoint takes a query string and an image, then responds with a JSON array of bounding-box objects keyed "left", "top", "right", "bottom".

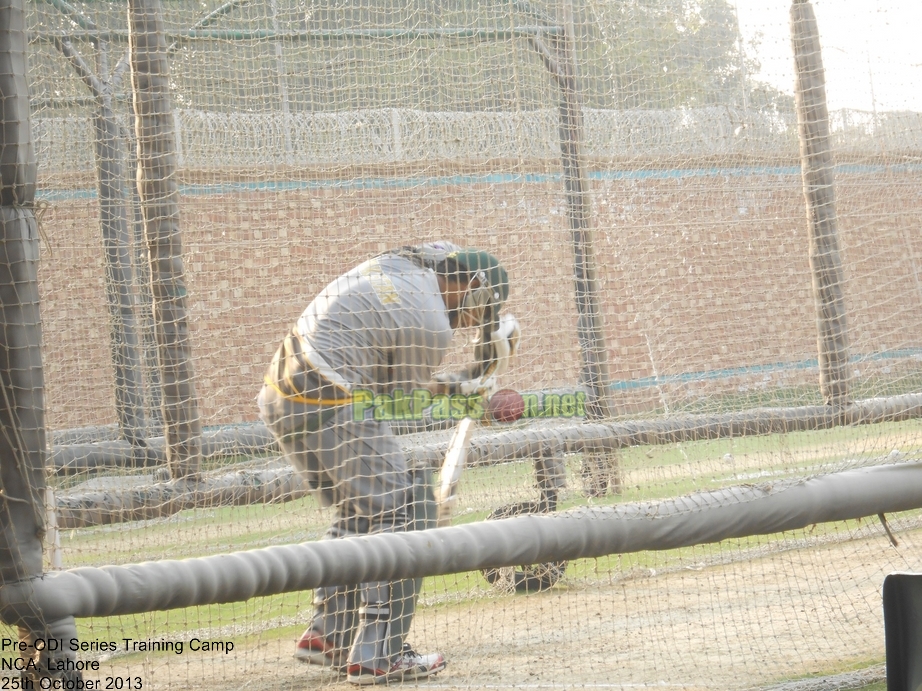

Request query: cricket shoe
[
  {"left": 294, "top": 629, "right": 346, "bottom": 669},
  {"left": 346, "top": 644, "right": 447, "bottom": 685}
]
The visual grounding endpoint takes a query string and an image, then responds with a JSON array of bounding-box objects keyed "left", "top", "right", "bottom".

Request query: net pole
[
  {"left": 527, "top": 25, "right": 614, "bottom": 421},
  {"left": 269, "top": 0, "right": 293, "bottom": 164},
  {"left": 0, "top": 0, "right": 47, "bottom": 614},
  {"left": 128, "top": 0, "right": 202, "bottom": 480},
  {"left": 0, "top": 0, "right": 80, "bottom": 676},
  {"left": 790, "top": 0, "right": 851, "bottom": 406},
  {"left": 528, "top": 2, "right": 619, "bottom": 496}
]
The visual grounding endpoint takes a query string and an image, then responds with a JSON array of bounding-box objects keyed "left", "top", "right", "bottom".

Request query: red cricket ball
[{"left": 488, "top": 388, "right": 525, "bottom": 423}]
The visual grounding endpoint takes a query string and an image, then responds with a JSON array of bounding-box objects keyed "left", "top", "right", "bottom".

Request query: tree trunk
[
  {"left": 93, "top": 84, "right": 148, "bottom": 451},
  {"left": 129, "top": 0, "right": 202, "bottom": 479},
  {"left": 791, "top": 0, "right": 850, "bottom": 406}
]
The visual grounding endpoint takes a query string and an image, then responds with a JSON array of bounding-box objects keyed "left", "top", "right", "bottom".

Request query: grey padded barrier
[{"left": 2, "top": 461, "right": 921, "bottom": 623}]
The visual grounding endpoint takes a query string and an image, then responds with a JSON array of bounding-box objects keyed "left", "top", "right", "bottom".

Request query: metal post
[
  {"left": 0, "top": 0, "right": 81, "bottom": 678},
  {"left": 527, "top": 26, "right": 614, "bottom": 421},
  {"left": 526, "top": 6, "right": 619, "bottom": 496}
]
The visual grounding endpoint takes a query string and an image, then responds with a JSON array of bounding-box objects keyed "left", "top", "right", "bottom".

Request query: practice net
[{"left": 3, "top": 0, "right": 922, "bottom": 688}]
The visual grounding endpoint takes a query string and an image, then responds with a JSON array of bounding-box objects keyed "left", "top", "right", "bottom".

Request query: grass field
[
  {"left": 16, "top": 415, "right": 921, "bottom": 688},
  {"left": 53, "top": 416, "right": 922, "bottom": 566}
]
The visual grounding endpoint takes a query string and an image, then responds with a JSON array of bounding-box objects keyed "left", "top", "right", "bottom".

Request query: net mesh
[{"left": 2, "top": 0, "right": 921, "bottom": 687}]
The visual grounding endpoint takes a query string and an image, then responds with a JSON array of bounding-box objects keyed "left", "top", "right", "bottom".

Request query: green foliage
[
  {"left": 28, "top": 0, "right": 794, "bottom": 114},
  {"left": 576, "top": 0, "right": 744, "bottom": 108}
]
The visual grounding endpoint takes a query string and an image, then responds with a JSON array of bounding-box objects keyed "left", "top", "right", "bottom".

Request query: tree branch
[
  {"left": 111, "top": 49, "right": 132, "bottom": 91},
  {"left": 41, "top": 0, "right": 97, "bottom": 32},
  {"left": 53, "top": 38, "right": 104, "bottom": 99}
]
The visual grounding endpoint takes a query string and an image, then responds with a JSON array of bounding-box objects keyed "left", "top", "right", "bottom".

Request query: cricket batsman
[{"left": 257, "top": 241, "right": 519, "bottom": 685}]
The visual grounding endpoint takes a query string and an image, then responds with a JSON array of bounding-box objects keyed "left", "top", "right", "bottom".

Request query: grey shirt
[{"left": 296, "top": 253, "right": 453, "bottom": 395}]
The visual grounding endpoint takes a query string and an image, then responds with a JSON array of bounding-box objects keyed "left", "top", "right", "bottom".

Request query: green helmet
[
  {"left": 403, "top": 241, "right": 509, "bottom": 331},
  {"left": 410, "top": 242, "right": 508, "bottom": 306},
  {"left": 449, "top": 249, "right": 510, "bottom": 308},
  {"left": 410, "top": 243, "right": 510, "bottom": 380}
]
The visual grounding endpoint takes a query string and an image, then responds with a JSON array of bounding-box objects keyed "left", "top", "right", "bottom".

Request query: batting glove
[
  {"left": 489, "top": 313, "right": 520, "bottom": 378},
  {"left": 457, "top": 374, "right": 497, "bottom": 398}
]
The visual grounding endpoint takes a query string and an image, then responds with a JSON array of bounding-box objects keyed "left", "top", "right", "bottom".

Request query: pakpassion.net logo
[{"left": 352, "top": 388, "right": 587, "bottom": 422}]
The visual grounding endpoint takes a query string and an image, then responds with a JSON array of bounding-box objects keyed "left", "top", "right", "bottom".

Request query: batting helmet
[{"left": 405, "top": 241, "right": 509, "bottom": 331}]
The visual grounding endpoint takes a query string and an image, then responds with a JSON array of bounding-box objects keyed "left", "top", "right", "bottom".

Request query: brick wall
[{"left": 37, "top": 164, "right": 922, "bottom": 431}]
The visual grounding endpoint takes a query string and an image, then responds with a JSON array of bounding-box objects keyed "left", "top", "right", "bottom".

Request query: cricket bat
[{"left": 435, "top": 416, "right": 476, "bottom": 527}]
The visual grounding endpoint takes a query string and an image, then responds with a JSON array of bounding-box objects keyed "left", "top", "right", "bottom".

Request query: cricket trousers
[{"left": 257, "top": 383, "right": 437, "bottom": 672}]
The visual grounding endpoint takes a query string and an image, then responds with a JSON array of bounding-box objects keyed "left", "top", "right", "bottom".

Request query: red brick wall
[{"left": 37, "top": 165, "right": 922, "bottom": 431}]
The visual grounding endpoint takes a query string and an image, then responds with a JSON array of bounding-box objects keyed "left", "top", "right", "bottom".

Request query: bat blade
[{"left": 436, "top": 417, "right": 476, "bottom": 524}]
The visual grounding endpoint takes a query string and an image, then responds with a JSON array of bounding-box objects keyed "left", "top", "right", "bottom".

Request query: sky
[{"left": 734, "top": 0, "right": 922, "bottom": 112}]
